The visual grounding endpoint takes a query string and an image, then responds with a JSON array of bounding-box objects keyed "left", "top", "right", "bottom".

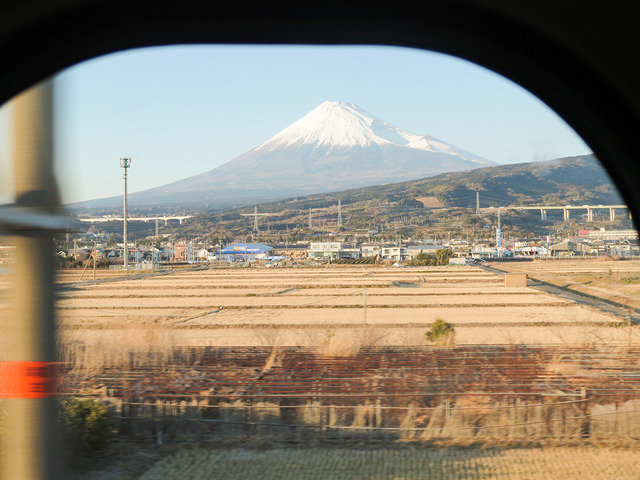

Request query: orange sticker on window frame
[{"left": 0, "top": 361, "right": 58, "bottom": 398}]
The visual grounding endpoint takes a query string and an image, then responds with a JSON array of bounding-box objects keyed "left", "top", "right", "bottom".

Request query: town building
[
  {"left": 174, "top": 242, "right": 195, "bottom": 262},
  {"left": 405, "top": 244, "right": 447, "bottom": 260},
  {"left": 588, "top": 229, "right": 639, "bottom": 240},
  {"left": 550, "top": 240, "right": 594, "bottom": 256},
  {"left": 449, "top": 240, "right": 471, "bottom": 257},
  {"left": 271, "top": 243, "right": 309, "bottom": 260},
  {"left": 307, "top": 242, "right": 360, "bottom": 261},
  {"left": 361, "top": 243, "right": 381, "bottom": 258},
  {"left": 381, "top": 245, "right": 407, "bottom": 261},
  {"left": 216, "top": 243, "right": 273, "bottom": 262},
  {"left": 197, "top": 247, "right": 218, "bottom": 262}
]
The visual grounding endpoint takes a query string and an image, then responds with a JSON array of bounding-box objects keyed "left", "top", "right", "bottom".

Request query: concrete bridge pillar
[
  {"left": 563, "top": 209, "right": 570, "bottom": 221},
  {"left": 540, "top": 209, "right": 547, "bottom": 221},
  {"left": 179, "top": 218, "right": 183, "bottom": 225},
  {"left": 587, "top": 208, "right": 593, "bottom": 222},
  {"left": 610, "top": 208, "right": 616, "bottom": 222}
]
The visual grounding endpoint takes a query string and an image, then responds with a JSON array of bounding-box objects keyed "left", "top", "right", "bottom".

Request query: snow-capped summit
[
  {"left": 262, "top": 101, "right": 414, "bottom": 149},
  {"left": 257, "top": 101, "right": 486, "bottom": 164},
  {"left": 77, "top": 101, "right": 495, "bottom": 209}
]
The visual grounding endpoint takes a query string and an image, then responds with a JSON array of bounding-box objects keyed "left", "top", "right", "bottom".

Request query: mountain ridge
[
  {"left": 70, "top": 101, "right": 493, "bottom": 210},
  {"left": 245, "top": 153, "right": 617, "bottom": 213},
  {"left": 74, "top": 154, "right": 621, "bottom": 241}
]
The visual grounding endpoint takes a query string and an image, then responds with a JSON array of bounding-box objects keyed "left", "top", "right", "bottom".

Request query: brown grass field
[
  {"left": 4, "top": 260, "right": 640, "bottom": 478},
  {"left": 53, "top": 263, "right": 637, "bottom": 358}
]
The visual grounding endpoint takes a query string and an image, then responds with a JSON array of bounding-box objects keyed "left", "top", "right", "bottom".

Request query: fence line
[
  {"left": 109, "top": 396, "right": 640, "bottom": 441},
  {"left": 116, "top": 405, "right": 640, "bottom": 433},
  {"left": 116, "top": 397, "right": 590, "bottom": 412}
]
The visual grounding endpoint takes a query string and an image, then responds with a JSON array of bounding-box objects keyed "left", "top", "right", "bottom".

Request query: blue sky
[{"left": 0, "top": 45, "right": 590, "bottom": 204}]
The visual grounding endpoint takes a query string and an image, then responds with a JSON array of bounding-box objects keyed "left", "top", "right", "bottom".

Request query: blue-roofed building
[{"left": 215, "top": 242, "right": 273, "bottom": 262}]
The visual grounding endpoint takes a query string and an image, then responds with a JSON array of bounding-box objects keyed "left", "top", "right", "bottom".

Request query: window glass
[{"left": 3, "top": 45, "right": 639, "bottom": 478}]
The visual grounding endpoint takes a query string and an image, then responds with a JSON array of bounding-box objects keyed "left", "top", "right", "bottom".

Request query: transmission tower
[
  {"left": 338, "top": 199, "right": 343, "bottom": 227},
  {"left": 308, "top": 208, "right": 312, "bottom": 229}
]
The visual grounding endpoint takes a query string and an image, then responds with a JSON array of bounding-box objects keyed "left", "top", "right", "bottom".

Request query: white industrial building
[{"left": 307, "top": 242, "right": 360, "bottom": 261}]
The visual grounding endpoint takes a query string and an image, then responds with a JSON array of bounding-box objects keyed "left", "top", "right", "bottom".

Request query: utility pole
[
  {"left": 363, "top": 288, "right": 368, "bottom": 328},
  {"left": 120, "top": 157, "right": 131, "bottom": 270},
  {"left": 253, "top": 206, "right": 259, "bottom": 233},
  {"left": 496, "top": 209, "right": 502, "bottom": 256},
  {"left": 476, "top": 191, "right": 480, "bottom": 216},
  {"left": 338, "top": 199, "right": 342, "bottom": 228}
]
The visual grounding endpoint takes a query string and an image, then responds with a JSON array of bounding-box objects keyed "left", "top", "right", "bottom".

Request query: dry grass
[
  {"left": 139, "top": 446, "right": 640, "bottom": 480},
  {"left": 59, "top": 324, "right": 178, "bottom": 378},
  {"left": 304, "top": 325, "right": 389, "bottom": 357}
]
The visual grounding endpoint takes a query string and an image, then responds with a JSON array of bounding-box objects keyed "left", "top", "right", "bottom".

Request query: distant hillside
[
  {"left": 252, "top": 154, "right": 620, "bottom": 212},
  {"left": 87, "top": 153, "right": 628, "bottom": 242}
]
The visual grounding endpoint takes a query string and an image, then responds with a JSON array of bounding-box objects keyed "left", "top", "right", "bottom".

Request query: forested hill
[{"left": 253, "top": 154, "right": 622, "bottom": 212}]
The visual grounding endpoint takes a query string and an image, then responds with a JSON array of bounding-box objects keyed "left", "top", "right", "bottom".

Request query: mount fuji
[{"left": 75, "top": 101, "right": 494, "bottom": 209}]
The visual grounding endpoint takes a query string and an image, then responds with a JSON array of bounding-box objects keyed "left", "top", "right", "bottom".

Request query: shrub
[
  {"left": 426, "top": 318, "right": 455, "bottom": 347},
  {"left": 408, "top": 253, "right": 436, "bottom": 266},
  {"left": 408, "top": 249, "right": 452, "bottom": 266},
  {"left": 59, "top": 398, "right": 115, "bottom": 462}
]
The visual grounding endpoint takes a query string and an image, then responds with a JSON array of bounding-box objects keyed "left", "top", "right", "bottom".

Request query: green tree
[
  {"left": 436, "top": 248, "right": 452, "bottom": 266},
  {"left": 408, "top": 253, "right": 436, "bottom": 266}
]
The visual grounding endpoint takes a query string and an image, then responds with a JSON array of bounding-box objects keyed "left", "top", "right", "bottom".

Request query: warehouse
[{"left": 216, "top": 243, "right": 273, "bottom": 262}]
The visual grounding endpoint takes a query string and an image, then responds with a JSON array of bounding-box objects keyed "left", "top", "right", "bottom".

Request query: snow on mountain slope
[
  {"left": 255, "top": 101, "right": 488, "bottom": 165},
  {"left": 260, "top": 101, "right": 416, "bottom": 149},
  {"left": 75, "top": 101, "right": 494, "bottom": 209}
]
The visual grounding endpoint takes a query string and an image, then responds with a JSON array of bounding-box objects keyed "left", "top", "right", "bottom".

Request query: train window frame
[{"left": 1, "top": 2, "right": 640, "bottom": 477}]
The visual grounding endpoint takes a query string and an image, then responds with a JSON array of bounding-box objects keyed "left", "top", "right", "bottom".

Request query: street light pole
[{"left": 120, "top": 157, "right": 131, "bottom": 270}]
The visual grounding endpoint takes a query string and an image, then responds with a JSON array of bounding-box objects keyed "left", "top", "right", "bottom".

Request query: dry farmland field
[
  {"left": 6, "top": 260, "right": 640, "bottom": 478},
  {"left": 494, "top": 257, "right": 640, "bottom": 310},
  {"left": 55, "top": 263, "right": 637, "bottom": 351}
]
